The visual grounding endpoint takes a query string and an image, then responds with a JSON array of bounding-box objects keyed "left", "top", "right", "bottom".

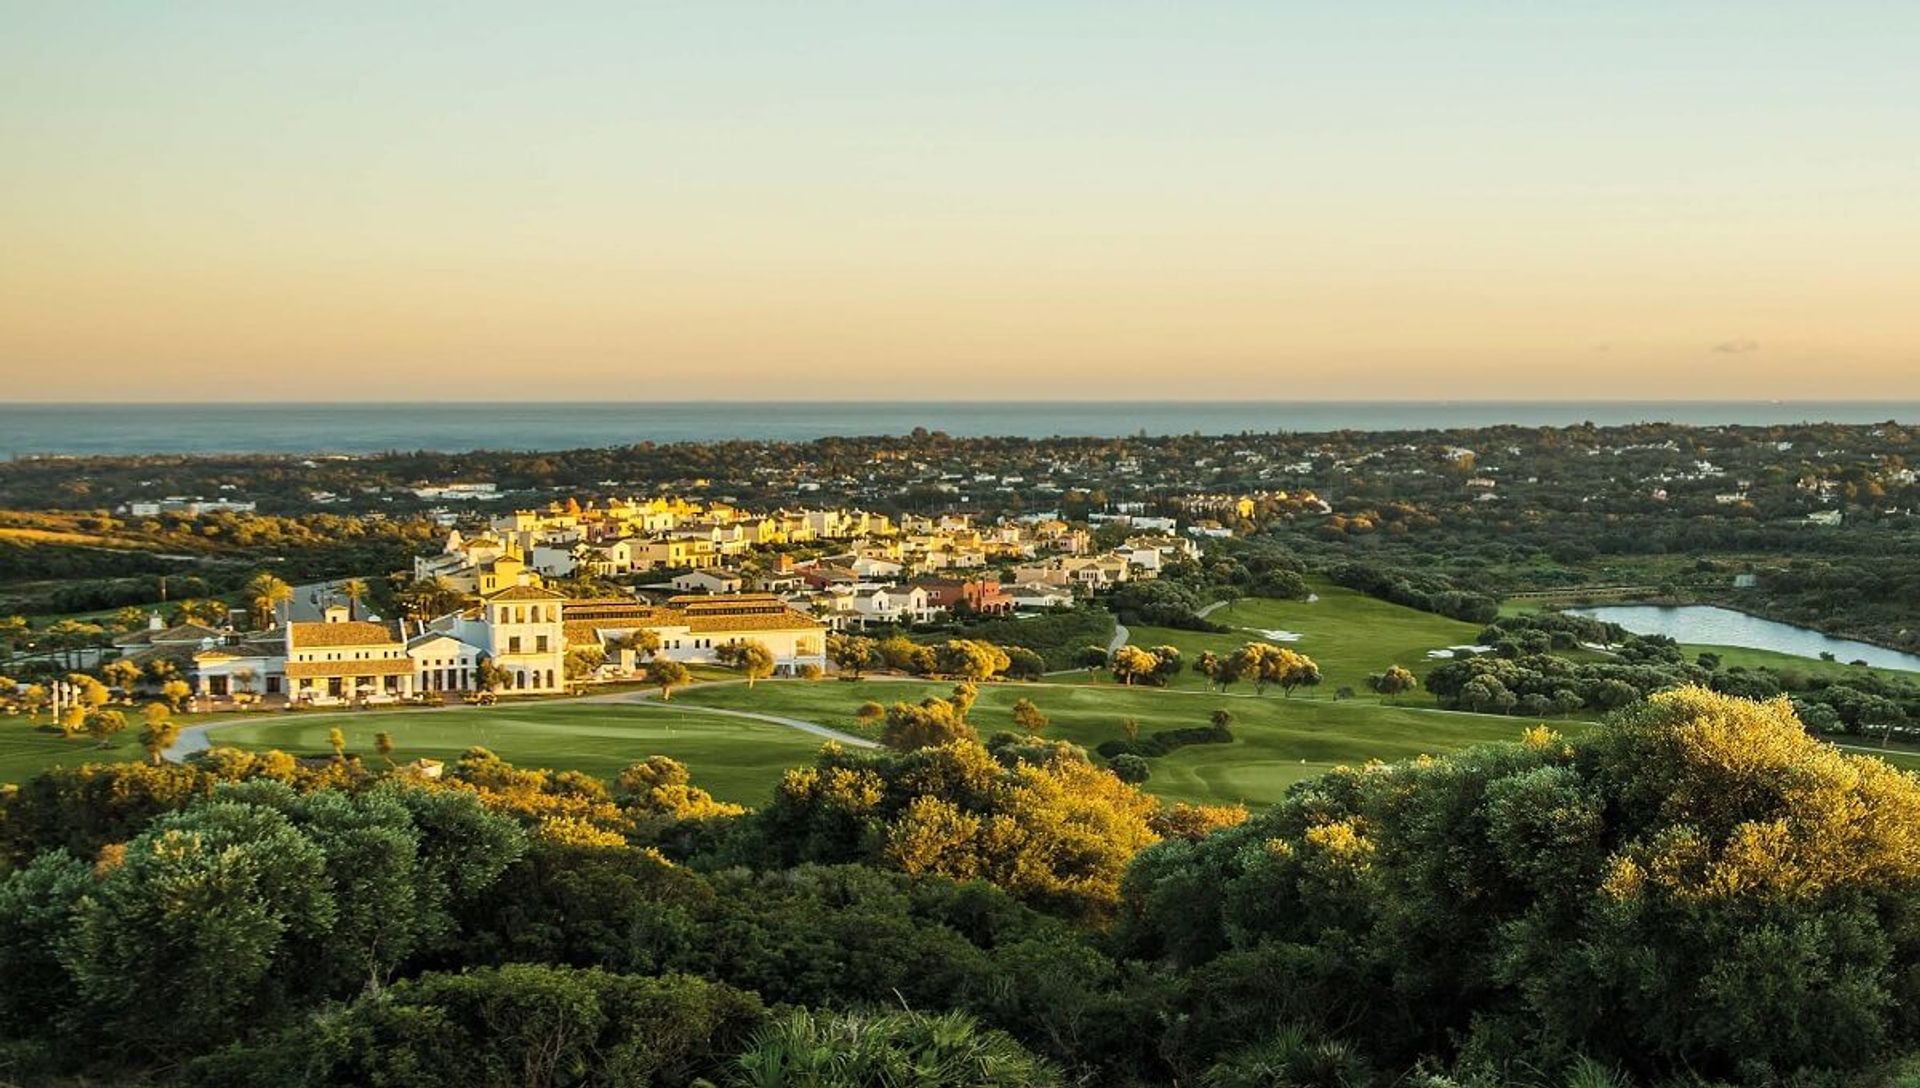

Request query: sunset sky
[{"left": 3, "top": 3, "right": 1916, "bottom": 402}]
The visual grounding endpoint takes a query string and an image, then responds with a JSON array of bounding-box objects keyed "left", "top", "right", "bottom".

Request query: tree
[
  {"left": 1109, "top": 645, "right": 1159, "bottom": 686},
  {"left": 197, "top": 966, "right": 762, "bottom": 1088},
  {"left": 949, "top": 681, "right": 979, "bottom": 722},
  {"left": 877, "top": 634, "right": 930, "bottom": 673},
  {"left": 1002, "top": 646, "right": 1046, "bottom": 681},
  {"left": 1193, "top": 650, "right": 1222, "bottom": 688},
  {"left": 724, "top": 1008, "right": 1054, "bottom": 1088},
  {"left": 1366, "top": 664, "right": 1418, "bottom": 702},
  {"left": 327, "top": 727, "right": 347, "bottom": 762},
  {"left": 734, "top": 640, "right": 776, "bottom": 687},
  {"left": 139, "top": 704, "right": 179, "bottom": 764},
  {"left": 46, "top": 619, "right": 106, "bottom": 670},
  {"left": 375, "top": 731, "right": 396, "bottom": 766},
  {"left": 337, "top": 578, "right": 369, "bottom": 620},
  {"left": 933, "top": 639, "right": 1010, "bottom": 681},
  {"left": 1109, "top": 754, "right": 1151, "bottom": 783},
  {"left": 1011, "top": 697, "right": 1049, "bottom": 734},
  {"left": 475, "top": 660, "right": 513, "bottom": 694},
  {"left": 1274, "top": 650, "right": 1321, "bottom": 698},
  {"left": 101, "top": 658, "right": 142, "bottom": 693},
  {"left": 160, "top": 679, "right": 191, "bottom": 713},
  {"left": 615, "top": 627, "right": 662, "bottom": 660},
  {"left": 56, "top": 801, "right": 336, "bottom": 1056},
  {"left": 828, "top": 633, "right": 878, "bottom": 678},
  {"left": 648, "top": 657, "right": 691, "bottom": 700},
  {"left": 172, "top": 598, "right": 228, "bottom": 627},
  {"left": 396, "top": 576, "right": 465, "bottom": 623},
  {"left": 1121, "top": 687, "right": 1920, "bottom": 1080},
  {"left": 46, "top": 789, "right": 527, "bottom": 1058},
  {"left": 1590, "top": 678, "right": 1640, "bottom": 711},
  {"left": 880, "top": 697, "right": 979, "bottom": 752},
  {"left": 564, "top": 646, "right": 607, "bottom": 683},
  {"left": 0, "top": 614, "right": 27, "bottom": 666},
  {"left": 1225, "top": 643, "right": 1321, "bottom": 697},
  {"left": 246, "top": 572, "right": 294, "bottom": 629},
  {"left": 86, "top": 708, "right": 128, "bottom": 748},
  {"left": 1148, "top": 645, "right": 1184, "bottom": 686},
  {"left": 76, "top": 675, "right": 111, "bottom": 711},
  {"left": 763, "top": 738, "right": 1160, "bottom": 921},
  {"left": 1457, "top": 674, "right": 1519, "bottom": 714}
]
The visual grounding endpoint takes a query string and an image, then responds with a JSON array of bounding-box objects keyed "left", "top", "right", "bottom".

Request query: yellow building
[{"left": 285, "top": 606, "right": 414, "bottom": 705}]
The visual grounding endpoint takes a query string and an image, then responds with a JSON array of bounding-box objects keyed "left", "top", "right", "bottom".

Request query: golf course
[
  {"left": 10, "top": 581, "right": 1920, "bottom": 807},
  {"left": 677, "top": 677, "right": 1540, "bottom": 805}
]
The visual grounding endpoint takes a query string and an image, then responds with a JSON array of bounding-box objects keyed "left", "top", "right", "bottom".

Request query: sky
[{"left": 2, "top": 2, "right": 1917, "bottom": 402}]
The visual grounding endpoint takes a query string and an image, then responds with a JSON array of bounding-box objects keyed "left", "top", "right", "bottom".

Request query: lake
[{"left": 1567, "top": 604, "right": 1920, "bottom": 673}]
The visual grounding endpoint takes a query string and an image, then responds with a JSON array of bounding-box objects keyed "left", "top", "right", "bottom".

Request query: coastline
[{"left": 6, "top": 400, "right": 1920, "bottom": 457}]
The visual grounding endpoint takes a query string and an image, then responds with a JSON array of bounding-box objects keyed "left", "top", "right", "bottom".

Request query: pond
[{"left": 1566, "top": 604, "right": 1920, "bottom": 673}]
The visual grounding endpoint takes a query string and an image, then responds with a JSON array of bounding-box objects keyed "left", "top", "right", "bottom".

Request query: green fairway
[
  {"left": 679, "top": 677, "right": 1554, "bottom": 806},
  {"left": 202, "top": 701, "right": 833, "bottom": 804},
  {"left": 0, "top": 721, "right": 150, "bottom": 784},
  {"left": 1678, "top": 642, "right": 1920, "bottom": 680},
  {"left": 1049, "top": 583, "right": 1483, "bottom": 705}
]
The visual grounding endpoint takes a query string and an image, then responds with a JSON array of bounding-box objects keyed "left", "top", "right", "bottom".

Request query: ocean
[{"left": 3, "top": 402, "right": 1916, "bottom": 457}]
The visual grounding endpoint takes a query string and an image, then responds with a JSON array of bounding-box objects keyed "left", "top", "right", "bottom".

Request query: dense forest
[{"left": 4, "top": 687, "right": 1920, "bottom": 1087}]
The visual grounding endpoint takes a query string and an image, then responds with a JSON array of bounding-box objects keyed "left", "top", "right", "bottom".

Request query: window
[
  {"left": 509, "top": 636, "right": 522, "bottom": 654},
  {"left": 536, "top": 636, "right": 549, "bottom": 653}
]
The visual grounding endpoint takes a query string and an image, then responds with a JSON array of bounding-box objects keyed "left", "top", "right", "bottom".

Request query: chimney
[{"left": 323, "top": 604, "right": 351, "bottom": 624}]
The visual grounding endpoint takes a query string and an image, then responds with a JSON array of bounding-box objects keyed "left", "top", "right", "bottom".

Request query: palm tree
[
  {"left": 246, "top": 572, "right": 294, "bottom": 629},
  {"left": 338, "top": 578, "right": 369, "bottom": 620}
]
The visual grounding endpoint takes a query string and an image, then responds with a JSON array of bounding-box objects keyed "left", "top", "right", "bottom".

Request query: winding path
[{"left": 622, "top": 696, "right": 878, "bottom": 748}]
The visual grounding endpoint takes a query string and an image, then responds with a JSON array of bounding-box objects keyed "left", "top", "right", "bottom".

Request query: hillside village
[{"left": 102, "top": 496, "right": 1205, "bottom": 708}]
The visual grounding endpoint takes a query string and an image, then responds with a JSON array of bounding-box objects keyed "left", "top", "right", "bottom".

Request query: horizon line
[{"left": 8, "top": 397, "right": 1919, "bottom": 408}]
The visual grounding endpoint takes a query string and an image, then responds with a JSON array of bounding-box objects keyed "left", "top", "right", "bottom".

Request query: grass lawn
[
  {"left": 1677, "top": 642, "right": 1920, "bottom": 681},
  {"left": 0, "top": 721, "right": 151, "bottom": 783},
  {"left": 0, "top": 705, "right": 277, "bottom": 785},
  {"left": 679, "top": 677, "right": 1553, "bottom": 806},
  {"left": 201, "top": 702, "right": 832, "bottom": 805},
  {"left": 1048, "top": 582, "right": 1483, "bottom": 706}
]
